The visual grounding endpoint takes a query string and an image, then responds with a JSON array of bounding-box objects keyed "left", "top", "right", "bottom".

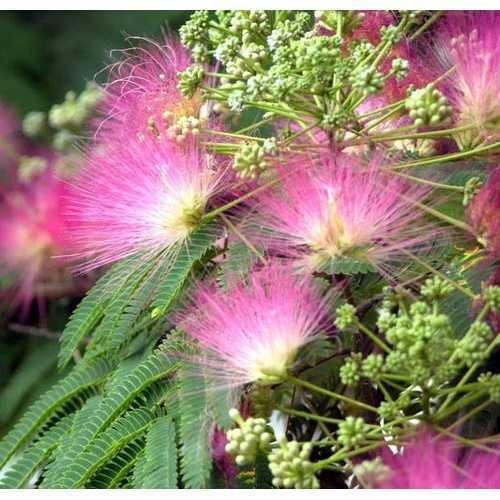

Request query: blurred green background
[
  {"left": 0, "top": 11, "right": 191, "bottom": 115},
  {"left": 0, "top": 10, "right": 191, "bottom": 436}
]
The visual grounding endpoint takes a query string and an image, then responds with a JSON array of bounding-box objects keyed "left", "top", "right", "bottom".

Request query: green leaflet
[
  {"left": 57, "top": 407, "right": 156, "bottom": 488},
  {"left": 40, "top": 396, "right": 103, "bottom": 488},
  {"left": 58, "top": 256, "right": 142, "bottom": 369},
  {"left": 0, "top": 357, "right": 113, "bottom": 469},
  {"left": 176, "top": 366, "right": 212, "bottom": 488},
  {"left": 90, "top": 439, "right": 146, "bottom": 488},
  {"left": 132, "top": 416, "right": 178, "bottom": 488},
  {"left": 0, "top": 415, "right": 74, "bottom": 489},
  {"left": 152, "top": 222, "right": 218, "bottom": 315},
  {"left": 327, "top": 256, "right": 376, "bottom": 275},
  {"left": 51, "top": 352, "right": 178, "bottom": 487}
]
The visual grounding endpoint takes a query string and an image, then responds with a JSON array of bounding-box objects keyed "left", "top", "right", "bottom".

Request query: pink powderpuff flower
[
  {"left": 174, "top": 261, "right": 331, "bottom": 387},
  {"left": 252, "top": 154, "right": 441, "bottom": 277},
  {"left": 374, "top": 427, "right": 500, "bottom": 488},
  {"left": 0, "top": 169, "right": 72, "bottom": 311},
  {"left": 467, "top": 167, "right": 500, "bottom": 258},
  {"left": 96, "top": 35, "right": 202, "bottom": 143},
  {"left": 435, "top": 12, "right": 500, "bottom": 143},
  {"left": 67, "top": 136, "right": 229, "bottom": 272}
]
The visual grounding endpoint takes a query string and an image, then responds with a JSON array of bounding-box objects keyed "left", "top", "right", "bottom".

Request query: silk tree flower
[
  {"left": 97, "top": 35, "right": 204, "bottom": 143},
  {"left": 252, "top": 155, "right": 440, "bottom": 276},
  {"left": 374, "top": 428, "right": 500, "bottom": 488},
  {"left": 466, "top": 167, "right": 500, "bottom": 257},
  {"left": 434, "top": 12, "right": 500, "bottom": 145},
  {"left": 175, "top": 261, "right": 331, "bottom": 387},
  {"left": 0, "top": 169, "right": 72, "bottom": 310},
  {"left": 67, "top": 136, "right": 229, "bottom": 272}
]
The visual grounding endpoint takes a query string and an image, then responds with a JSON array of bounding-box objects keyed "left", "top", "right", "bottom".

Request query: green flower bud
[
  {"left": 335, "top": 303, "right": 357, "bottom": 331},
  {"left": 338, "top": 416, "right": 370, "bottom": 448},
  {"left": 391, "top": 58, "right": 410, "bottom": 80},
  {"left": 483, "top": 286, "right": 500, "bottom": 312},
  {"left": 268, "top": 438, "right": 319, "bottom": 489},
  {"left": 421, "top": 276, "right": 454, "bottom": 301},
  {"left": 362, "top": 354, "right": 385, "bottom": 380},
  {"left": 234, "top": 142, "right": 268, "bottom": 179},
  {"left": 225, "top": 409, "right": 274, "bottom": 466},
  {"left": 405, "top": 84, "right": 453, "bottom": 128},
  {"left": 178, "top": 64, "right": 205, "bottom": 98},
  {"left": 340, "top": 353, "right": 363, "bottom": 386},
  {"left": 22, "top": 111, "right": 47, "bottom": 138}
]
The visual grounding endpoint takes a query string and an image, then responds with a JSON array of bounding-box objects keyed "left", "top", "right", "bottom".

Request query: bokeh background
[{"left": 0, "top": 11, "right": 190, "bottom": 436}]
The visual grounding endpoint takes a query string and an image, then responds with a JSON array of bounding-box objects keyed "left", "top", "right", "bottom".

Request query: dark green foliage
[
  {"left": 0, "top": 415, "right": 74, "bottom": 489},
  {"left": 0, "top": 357, "right": 113, "bottom": 469},
  {"left": 0, "top": 340, "right": 58, "bottom": 426},
  {"left": 132, "top": 416, "right": 178, "bottom": 488},
  {"left": 58, "top": 257, "right": 139, "bottom": 369},
  {"left": 152, "top": 223, "right": 218, "bottom": 314},
  {"left": 176, "top": 367, "right": 213, "bottom": 488}
]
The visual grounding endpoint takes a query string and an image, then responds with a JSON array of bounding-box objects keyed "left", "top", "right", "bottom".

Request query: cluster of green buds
[
  {"left": 337, "top": 416, "right": 370, "bottom": 448},
  {"left": 350, "top": 68, "right": 384, "bottom": 95},
  {"left": 456, "top": 320, "right": 494, "bottom": 366},
  {"left": 340, "top": 352, "right": 386, "bottom": 387},
  {"left": 178, "top": 64, "right": 205, "bottom": 98},
  {"left": 179, "top": 10, "right": 415, "bottom": 129},
  {"left": 391, "top": 58, "right": 410, "bottom": 80},
  {"left": 225, "top": 408, "right": 274, "bottom": 466},
  {"left": 166, "top": 116, "right": 205, "bottom": 142},
  {"left": 377, "top": 278, "right": 499, "bottom": 387},
  {"left": 478, "top": 373, "right": 500, "bottom": 403},
  {"left": 234, "top": 142, "right": 269, "bottom": 179},
  {"left": 335, "top": 303, "right": 357, "bottom": 331},
  {"left": 405, "top": 84, "right": 453, "bottom": 128},
  {"left": 314, "top": 10, "right": 365, "bottom": 35},
  {"left": 268, "top": 437, "right": 319, "bottom": 489},
  {"left": 23, "top": 82, "right": 103, "bottom": 152},
  {"left": 484, "top": 285, "right": 500, "bottom": 312}
]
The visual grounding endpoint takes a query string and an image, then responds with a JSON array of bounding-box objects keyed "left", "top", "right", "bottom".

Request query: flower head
[
  {"left": 435, "top": 12, "right": 500, "bottom": 143},
  {"left": 175, "top": 261, "right": 330, "bottom": 387},
  {"left": 252, "top": 155, "right": 439, "bottom": 275},
  {"left": 67, "top": 136, "right": 228, "bottom": 272},
  {"left": 375, "top": 427, "right": 500, "bottom": 488},
  {"left": 97, "top": 36, "right": 202, "bottom": 143},
  {"left": 467, "top": 167, "right": 500, "bottom": 257},
  {"left": 0, "top": 169, "right": 72, "bottom": 308}
]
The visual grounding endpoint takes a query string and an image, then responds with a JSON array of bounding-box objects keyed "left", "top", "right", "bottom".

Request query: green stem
[
  {"left": 287, "top": 376, "right": 378, "bottom": 413},
  {"left": 441, "top": 400, "right": 491, "bottom": 431},
  {"left": 356, "top": 321, "right": 391, "bottom": 354},
  {"left": 389, "top": 170, "right": 465, "bottom": 192},
  {"left": 203, "top": 177, "right": 281, "bottom": 221},
  {"left": 220, "top": 213, "right": 267, "bottom": 265},
  {"left": 390, "top": 141, "right": 500, "bottom": 171},
  {"left": 202, "top": 128, "right": 265, "bottom": 142},
  {"left": 409, "top": 11, "right": 444, "bottom": 41},
  {"left": 353, "top": 123, "right": 474, "bottom": 145},
  {"left": 412, "top": 199, "right": 473, "bottom": 233},
  {"left": 400, "top": 248, "right": 477, "bottom": 300}
]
